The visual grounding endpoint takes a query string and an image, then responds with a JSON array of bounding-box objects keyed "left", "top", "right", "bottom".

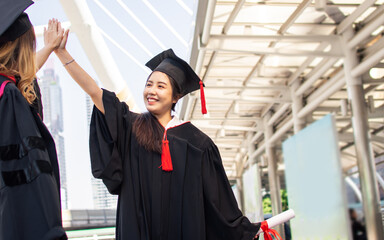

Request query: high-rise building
[
  {"left": 39, "top": 59, "right": 68, "bottom": 209},
  {"left": 86, "top": 94, "right": 118, "bottom": 209}
]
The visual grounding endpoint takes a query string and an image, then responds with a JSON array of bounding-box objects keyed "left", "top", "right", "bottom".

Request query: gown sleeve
[
  {"left": 89, "top": 89, "right": 132, "bottom": 195},
  {"left": 202, "top": 143, "right": 260, "bottom": 240}
]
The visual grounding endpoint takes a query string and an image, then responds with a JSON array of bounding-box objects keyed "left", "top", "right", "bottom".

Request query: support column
[
  {"left": 341, "top": 29, "right": 384, "bottom": 240},
  {"left": 263, "top": 112, "right": 284, "bottom": 236},
  {"left": 247, "top": 134, "right": 264, "bottom": 222},
  {"left": 290, "top": 80, "right": 305, "bottom": 133},
  {"left": 237, "top": 177, "right": 244, "bottom": 212}
]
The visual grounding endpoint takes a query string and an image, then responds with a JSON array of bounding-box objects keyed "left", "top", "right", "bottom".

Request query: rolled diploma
[{"left": 257, "top": 209, "right": 295, "bottom": 234}]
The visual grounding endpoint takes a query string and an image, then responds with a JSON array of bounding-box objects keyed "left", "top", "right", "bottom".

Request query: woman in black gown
[
  {"left": 0, "top": 1, "right": 67, "bottom": 239},
  {"left": 55, "top": 25, "right": 261, "bottom": 239}
]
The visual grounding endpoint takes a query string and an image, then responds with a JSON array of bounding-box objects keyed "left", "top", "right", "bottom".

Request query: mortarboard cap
[
  {"left": 145, "top": 48, "right": 207, "bottom": 114},
  {"left": 0, "top": 0, "right": 34, "bottom": 45}
]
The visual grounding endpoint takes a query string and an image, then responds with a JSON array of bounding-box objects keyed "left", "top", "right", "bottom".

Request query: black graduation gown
[
  {"left": 0, "top": 75, "right": 67, "bottom": 240},
  {"left": 90, "top": 89, "right": 260, "bottom": 240}
]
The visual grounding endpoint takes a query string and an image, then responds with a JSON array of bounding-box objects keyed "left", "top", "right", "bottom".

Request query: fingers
[
  {"left": 58, "top": 22, "right": 64, "bottom": 36},
  {"left": 47, "top": 18, "right": 60, "bottom": 32},
  {"left": 59, "top": 29, "right": 70, "bottom": 49},
  {"left": 63, "top": 29, "right": 70, "bottom": 42},
  {"left": 46, "top": 18, "right": 67, "bottom": 36},
  {"left": 48, "top": 19, "right": 54, "bottom": 31}
]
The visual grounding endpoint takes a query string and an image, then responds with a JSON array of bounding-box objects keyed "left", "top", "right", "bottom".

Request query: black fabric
[
  {"left": 0, "top": 13, "right": 32, "bottom": 45},
  {"left": 0, "top": 0, "right": 34, "bottom": 44},
  {"left": 89, "top": 89, "right": 260, "bottom": 240},
  {"left": 0, "top": 75, "right": 67, "bottom": 240},
  {"left": 0, "top": 136, "right": 46, "bottom": 161},
  {"left": 145, "top": 49, "right": 203, "bottom": 97},
  {"left": 31, "top": 78, "right": 44, "bottom": 120},
  {"left": 351, "top": 219, "right": 367, "bottom": 240},
  {"left": 2, "top": 159, "right": 52, "bottom": 187}
]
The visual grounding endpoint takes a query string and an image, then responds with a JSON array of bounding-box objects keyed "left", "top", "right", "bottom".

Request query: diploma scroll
[{"left": 257, "top": 209, "right": 295, "bottom": 235}]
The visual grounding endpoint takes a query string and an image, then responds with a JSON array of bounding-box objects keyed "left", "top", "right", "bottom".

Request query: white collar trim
[{"left": 165, "top": 115, "right": 186, "bottom": 130}]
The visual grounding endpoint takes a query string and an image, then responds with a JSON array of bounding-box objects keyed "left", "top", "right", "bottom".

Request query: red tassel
[
  {"left": 260, "top": 221, "right": 282, "bottom": 240},
  {"left": 199, "top": 80, "right": 207, "bottom": 115},
  {"left": 161, "top": 139, "right": 173, "bottom": 171}
]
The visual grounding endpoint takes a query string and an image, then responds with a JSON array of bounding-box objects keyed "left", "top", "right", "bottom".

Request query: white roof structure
[{"left": 183, "top": 0, "right": 384, "bottom": 180}]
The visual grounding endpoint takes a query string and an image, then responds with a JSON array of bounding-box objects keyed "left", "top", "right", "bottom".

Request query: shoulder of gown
[{"left": 168, "top": 122, "right": 215, "bottom": 151}]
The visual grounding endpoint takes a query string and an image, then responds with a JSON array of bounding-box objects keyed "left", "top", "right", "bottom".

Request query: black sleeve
[
  {"left": 202, "top": 143, "right": 260, "bottom": 240},
  {"left": 89, "top": 89, "right": 132, "bottom": 195}
]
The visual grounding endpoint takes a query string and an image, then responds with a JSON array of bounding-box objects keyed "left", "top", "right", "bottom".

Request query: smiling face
[{"left": 143, "top": 71, "right": 178, "bottom": 120}]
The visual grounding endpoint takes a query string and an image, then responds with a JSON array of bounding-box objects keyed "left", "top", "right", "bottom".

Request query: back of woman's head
[{"left": 0, "top": 27, "right": 36, "bottom": 103}]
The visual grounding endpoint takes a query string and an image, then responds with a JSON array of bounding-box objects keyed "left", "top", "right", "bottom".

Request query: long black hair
[{"left": 132, "top": 72, "right": 182, "bottom": 153}]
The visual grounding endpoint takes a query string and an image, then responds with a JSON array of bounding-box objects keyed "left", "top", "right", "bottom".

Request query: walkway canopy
[{"left": 186, "top": 0, "right": 383, "bottom": 180}]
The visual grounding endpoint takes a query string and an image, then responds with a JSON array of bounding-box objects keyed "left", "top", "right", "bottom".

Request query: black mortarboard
[
  {"left": 145, "top": 48, "right": 207, "bottom": 114},
  {"left": 0, "top": 0, "right": 34, "bottom": 45}
]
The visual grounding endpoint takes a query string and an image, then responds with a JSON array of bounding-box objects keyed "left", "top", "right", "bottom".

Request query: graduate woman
[
  {"left": 54, "top": 26, "right": 261, "bottom": 239},
  {"left": 0, "top": 0, "right": 67, "bottom": 239}
]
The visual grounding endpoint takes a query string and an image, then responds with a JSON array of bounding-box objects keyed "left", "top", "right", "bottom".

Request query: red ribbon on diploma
[{"left": 260, "top": 221, "right": 282, "bottom": 240}]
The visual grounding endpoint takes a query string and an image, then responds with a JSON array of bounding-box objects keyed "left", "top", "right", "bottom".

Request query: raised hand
[
  {"left": 44, "top": 18, "right": 63, "bottom": 52},
  {"left": 36, "top": 18, "right": 67, "bottom": 70}
]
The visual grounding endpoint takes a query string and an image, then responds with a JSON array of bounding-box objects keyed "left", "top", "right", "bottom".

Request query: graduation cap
[
  {"left": 146, "top": 48, "right": 207, "bottom": 115},
  {"left": 0, "top": 0, "right": 34, "bottom": 45}
]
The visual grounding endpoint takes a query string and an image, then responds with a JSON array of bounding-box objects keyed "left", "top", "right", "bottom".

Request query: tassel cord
[
  {"left": 160, "top": 128, "right": 173, "bottom": 171},
  {"left": 199, "top": 80, "right": 207, "bottom": 115}
]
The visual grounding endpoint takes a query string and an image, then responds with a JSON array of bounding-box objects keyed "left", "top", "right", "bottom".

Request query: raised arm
[
  {"left": 36, "top": 19, "right": 63, "bottom": 70},
  {"left": 53, "top": 22, "right": 104, "bottom": 114}
]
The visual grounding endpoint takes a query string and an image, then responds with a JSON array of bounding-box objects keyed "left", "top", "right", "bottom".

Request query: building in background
[
  {"left": 86, "top": 95, "right": 118, "bottom": 209},
  {"left": 39, "top": 59, "right": 68, "bottom": 209}
]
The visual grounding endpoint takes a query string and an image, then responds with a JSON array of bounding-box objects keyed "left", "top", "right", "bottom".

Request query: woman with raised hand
[
  {"left": 0, "top": 0, "right": 67, "bottom": 239},
  {"left": 54, "top": 23, "right": 261, "bottom": 239}
]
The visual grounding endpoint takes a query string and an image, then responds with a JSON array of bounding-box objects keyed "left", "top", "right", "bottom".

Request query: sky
[{"left": 26, "top": 0, "right": 198, "bottom": 209}]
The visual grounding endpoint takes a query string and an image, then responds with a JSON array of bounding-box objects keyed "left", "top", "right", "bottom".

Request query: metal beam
[
  {"left": 206, "top": 95, "right": 291, "bottom": 104},
  {"left": 222, "top": 0, "right": 246, "bottom": 34},
  {"left": 190, "top": 117, "right": 262, "bottom": 122},
  {"left": 295, "top": 58, "right": 339, "bottom": 96},
  {"left": 267, "top": 103, "right": 291, "bottom": 126},
  {"left": 341, "top": 29, "right": 384, "bottom": 240},
  {"left": 337, "top": 0, "right": 378, "bottom": 34},
  {"left": 264, "top": 112, "right": 284, "bottom": 236},
  {"left": 192, "top": 122, "right": 259, "bottom": 132},
  {"left": 200, "top": 46, "right": 343, "bottom": 57},
  {"left": 58, "top": 0, "right": 139, "bottom": 111},
  {"left": 210, "top": 34, "right": 341, "bottom": 43},
  {"left": 204, "top": 85, "right": 289, "bottom": 91},
  {"left": 347, "top": 12, "right": 384, "bottom": 49}
]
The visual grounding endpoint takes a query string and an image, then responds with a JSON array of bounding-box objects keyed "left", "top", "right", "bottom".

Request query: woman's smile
[{"left": 147, "top": 96, "right": 158, "bottom": 104}]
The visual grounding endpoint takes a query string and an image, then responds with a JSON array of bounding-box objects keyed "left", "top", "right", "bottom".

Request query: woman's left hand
[{"left": 43, "top": 18, "right": 64, "bottom": 52}]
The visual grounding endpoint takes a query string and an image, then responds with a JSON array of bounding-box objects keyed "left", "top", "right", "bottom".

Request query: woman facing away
[
  {"left": 0, "top": 1, "right": 67, "bottom": 239},
  {"left": 54, "top": 24, "right": 261, "bottom": 239}
]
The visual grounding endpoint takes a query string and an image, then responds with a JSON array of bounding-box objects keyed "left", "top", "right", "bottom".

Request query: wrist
[
  {"left": 54, "top": 48, "right": 67, "bottom": 56},
  {"left": 43, "top": 44, "right": 56, "bottom": 53}
]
